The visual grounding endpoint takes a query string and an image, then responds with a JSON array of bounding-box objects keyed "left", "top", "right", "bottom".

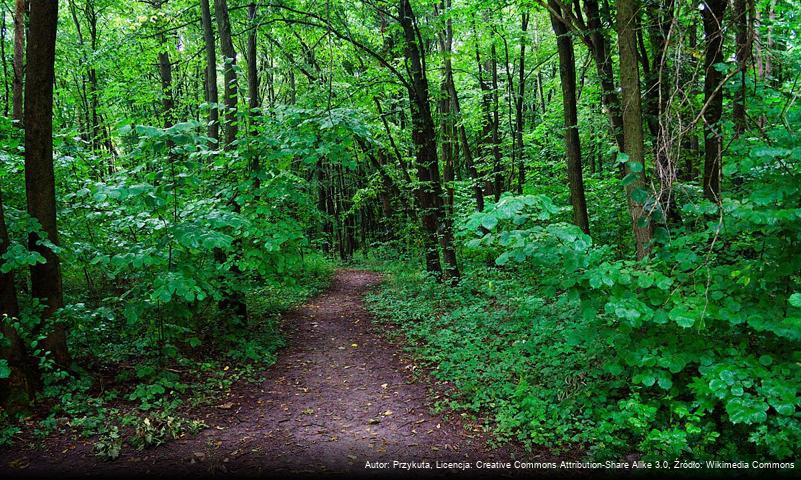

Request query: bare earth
[{"left": 1, "top": 270, "right": 557, "bottom": 478}]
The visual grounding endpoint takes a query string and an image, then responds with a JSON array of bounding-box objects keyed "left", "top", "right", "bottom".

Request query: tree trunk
[
  {"left": 200, "top": 0, "right": 219, "bottom": 143},
  {"left": 215, "top": 0, "right": 238, "bottom": 149},
  {"left": 1, "top": 15, "right": 8, "bottom": 116},
  {"left": 0, "top": 187, "right": 39, "bottom": 410},
  {"left": 247, "top": 3, "right": 259, "bottom": 113},
  {"left": 646, "top": 0, "right": 679, "bottom": 222},
  {"left": 25, "top": 0, "right": 70, "bottom": 367},
  {"left": 247, "top": 3, "right": 260, "bottom": 180},
  {"left": 617, "top": 0, "right": 653, "bottom": 260},
  {"left": 682, "top": 21, "right": 700, "bottom": 181},
  {"left": 12, "top": 0, "right": 25, "bottom": 124},
  {"left": 399, "top": 0, "right": 455, "bottom": 279},
  {"left": 733, "top": 0, "right": 751, "bottom": 135},
  {"left": 440, "top": 8, "right": 483, "bottom": 212},
  {"left": 583, "top": 0, "right": 624, "bottom": 151},
  {"left": 515, "top": 12, "right": 529, "bottom": 194},
  {"left": 550, "top": 0, "right": 590, "bottom": 234},
  {"left": 702, "top": 0, "right": 727, "bottom": 203}
]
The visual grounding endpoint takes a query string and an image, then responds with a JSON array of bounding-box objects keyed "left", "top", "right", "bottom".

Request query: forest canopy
[{"left": 1, "top": 0, "right": 801, "bottom": 469}]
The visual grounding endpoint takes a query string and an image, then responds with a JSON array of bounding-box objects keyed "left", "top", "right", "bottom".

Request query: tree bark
[
  {"left": 25, "top": 0, "right": 70, "bottom": 367},
  {"left": 550, "top": 0, "right": 590, "bottom": 234},
  {"left": 515, "top": 12, "right": 529, "bottom": 194},
  {"left": 200, "top": 0, "right": 219, "bottom": 143},
  {"left": 12, "top": 0, "right": 25, "bottom": 124},
  {"left": 646, "top": 0, "right": 680, "bottom": 221},
  {"left": 583, "top": 0, "right": 624, "bottom": 151},
  {"left": 702, "top": 0, "right": 727, "bottom": 203},
  {"left": 215, "top": 0, "right": 238, "bottom": 149},
  {"left": 617, "top": 0, "right": 653, "bottom": 260},
  {"left": 733, "top": 0, "right": 751, "bottom": 135},
  {"left": 399, "top": 0, "right": 456, "bottom": 279},
  {"left": 247, "top": 3, "right": 260, "bottom": 180}
]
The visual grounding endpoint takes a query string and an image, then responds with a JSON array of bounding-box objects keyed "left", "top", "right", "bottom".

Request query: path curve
[{"left": 1, "top": 270, "right": 527, "bottom": 478}]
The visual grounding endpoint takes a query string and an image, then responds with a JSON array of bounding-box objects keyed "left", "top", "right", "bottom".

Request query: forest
[{"left": 0, "top": 0, "right": 799, "bottom": 475}]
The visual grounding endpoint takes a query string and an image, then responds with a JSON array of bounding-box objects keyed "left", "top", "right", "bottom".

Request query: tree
[
  {"left": 733, "top": 0, "right": 752, "bottom": 135},
  {"left": 549, "top": 0, "right": 589, "bottom": 234},
  {"left": 514, "top": 12, "right": 529, "bottom": 194},
  {"left": 0, "top": 187, "right": 39, "bottom": 409},
  {"left": 399, "top": 0, "right": 458, "bottom": 280},
  {"left": 200, "top": 0, "right": 219, "bottom": 143},
  {"left": 215, "top": 0, "right": 237, "bottom": 150},
  {"left": 701, "top": 0, "right": 727, "bottom": 203},
  {"left": 617, "top": 0, "right": 653, "bottom": 259},
  {"left": 24, "top": 0, "right": 70, "bottom": 367},
  {"left": 12, "top": 0, "right": 25, "bottom": 124}
]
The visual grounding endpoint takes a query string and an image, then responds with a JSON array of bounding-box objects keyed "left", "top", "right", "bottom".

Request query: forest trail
[{"left": 2, "top": 270, "right": 525, "bottom": 477}]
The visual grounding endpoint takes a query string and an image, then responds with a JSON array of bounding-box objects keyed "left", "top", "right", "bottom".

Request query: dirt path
[{"left": 2, "top": 270, "right": 535, "bottom": 477}]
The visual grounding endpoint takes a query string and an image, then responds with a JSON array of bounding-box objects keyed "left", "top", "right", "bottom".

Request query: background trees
[{"left": 0, "top": 0, "right": 800, "bottom": 462}]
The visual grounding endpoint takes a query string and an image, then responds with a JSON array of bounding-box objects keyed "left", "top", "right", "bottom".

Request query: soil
[{"left": 0, "top": 270, "right": 562, "bottom": 478}]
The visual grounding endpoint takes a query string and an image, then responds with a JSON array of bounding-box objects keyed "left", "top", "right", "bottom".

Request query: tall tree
[
  {"left": 24, "top": 0, "right": 70, "bottom": 367},
  {"left": 549, "top": 0, "right": 589, "bottom": 234},
  {"left": 514, "top": 12, "right": 529, "bottom": 194},
  {"left": 247, "top": 3, "right": 260, "bottom": 180},
  {"left": 200, "top": 0, "right": 219, "bottom": 143},
  {"left": 701, "top": 0, "right": 727, "bottom": 202},
  {"left": 154, "top": 0, "right": 174, "bottom": 128},
  {"left": 582, "top": 0, "right": 624, "bottom": 151},
  {"left": 733, "top": 0, "right": 752, "bottom": 134},
  {"left": 399, "top": 0, "right": 458, "bottom": 279},
  {"left": 12, "top": 0, "right": 25, "bottom": 123},
  {"left": 215, "top": 0, "right": 238, "bottom": 149},
  {"left": 617, "top": 0, "right": 653, "bottom": 259},
  {"left": 0, "top": 187, "right": 38, "bottom": 409}
]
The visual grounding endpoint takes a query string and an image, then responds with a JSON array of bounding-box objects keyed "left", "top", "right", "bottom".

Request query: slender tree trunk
[
  {"left": 215, "top": 0, "right": 237, "bottom": 149},
  {"left": 684, "top": 22, "right": 700, "bottom": 180},
  {"left": 515, "top": 12, "right": 529, "bottom": 194},
  {"left": 550, "top": 0, "right": 589, "bottom": 234},
  {"left": 646, "top": 0, "right": 680, "bottom": 222},
  {"left": 583, "top": 0, "right": 624, "bottom": 151},
  {"left": 617, "top": 0, "right": 653, "bottom": 260},
  {"left": 440, "top": 8, "right": 483, "bottom": 212},
  {"left": 0, "top": 187, "right": 39, "bottom": 409},
  {"left": 247, "top": 3, "right": 260, "bottom": 181},
  {"left": 702, "top": 0, "right": 727, "bottom": 203},
  {"left": 12, "top": 0, "right": 25, "bottom": 123},
  {"left": 1, "top": 15, "right": 9, "bottom": 117},
  {"left": 200, "top": 0, "right": 219, "bottom": 143},
  {"left": 25, "top": 0, "right": 70, "bottom": 367}
]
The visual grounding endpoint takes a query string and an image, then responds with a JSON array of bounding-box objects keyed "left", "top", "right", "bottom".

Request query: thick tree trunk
[
  {"left": 399, "top": 0, "right": 456, "bottom": 279},
  {"left": 25, "top": 0, "right": 70, "bottom": 367},
  {"left": 215, "top": 0, "right": 238, "bottom": 149},
  {"left": 12, "top": 0, "right": 25, "bottom": 124},
  {"left": 733, "top": 0, "right": 751, "bottom": 135},
  {"left": 550, "top": 0, "right": 590, "bottom": 234},
  {"left": 702, "top": 0, "right": 727, "bottom": 203},
  {"left": 200, "top": 0, "right": 219, "bottom": 143},
  {"left": 617, "top": 0, "right": 653, "bottom": 260}
]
